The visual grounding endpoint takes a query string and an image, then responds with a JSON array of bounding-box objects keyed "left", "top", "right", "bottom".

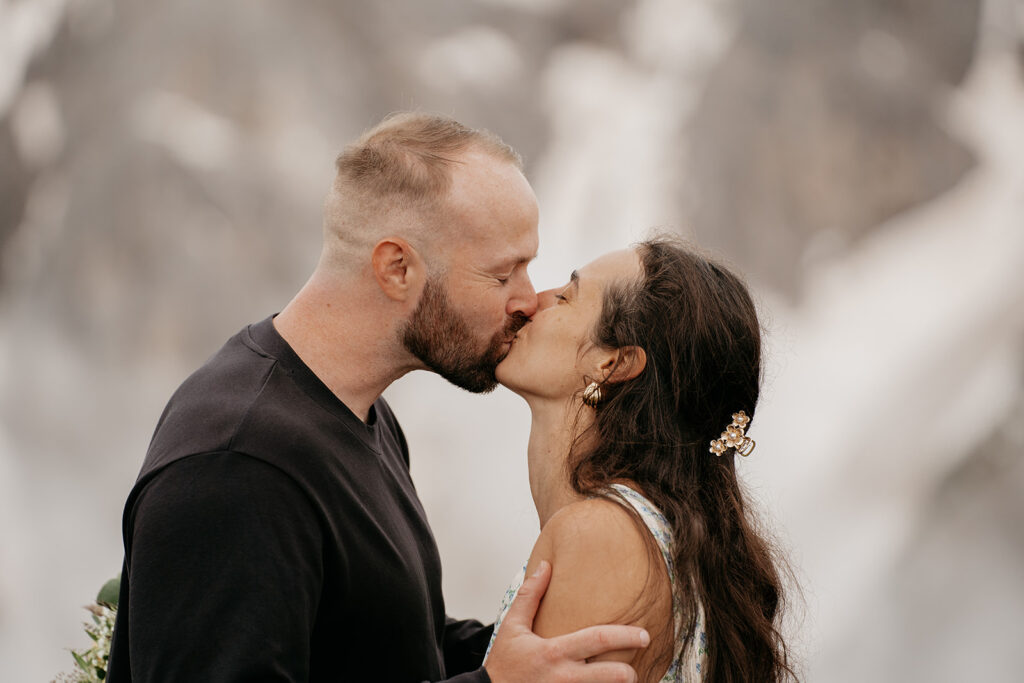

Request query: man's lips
[{"left": 505, "top": 319, "right": 529, "bottom": 346}]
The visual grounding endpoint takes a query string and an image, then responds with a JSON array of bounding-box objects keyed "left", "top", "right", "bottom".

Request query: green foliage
[
  {"left": 53, "top": 576, "right": 120, "bottom": 683},
  {"left": 96, "top": 576, "right": 120, "bottom": 608}
]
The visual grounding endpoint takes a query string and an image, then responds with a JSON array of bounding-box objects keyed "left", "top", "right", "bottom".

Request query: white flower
[{"left": 723, "top": 425, "right": 745, "bottom": 448}]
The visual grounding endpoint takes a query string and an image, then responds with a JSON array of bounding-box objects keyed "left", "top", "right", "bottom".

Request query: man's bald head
[{"left": 321, "top": 113, "right": 522, "bottom": 272}]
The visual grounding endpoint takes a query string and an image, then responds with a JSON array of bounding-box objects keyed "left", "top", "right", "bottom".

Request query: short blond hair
[
  {"left": 322, "top": 112, "right": 522, "bottom": 269},
  {"left": 337, "top": 112, "right": 521, "bottom": 201}
]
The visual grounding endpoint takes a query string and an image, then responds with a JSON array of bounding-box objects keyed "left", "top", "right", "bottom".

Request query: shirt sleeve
[
  {"left": 434, "top": 670, "right": 492, "bottom": 683},
  {"left": 442, "top": 617, "right": 495, "bottom": 676},
  {"left": 123, "top": 452, "right": 323, "bottom": 682}
]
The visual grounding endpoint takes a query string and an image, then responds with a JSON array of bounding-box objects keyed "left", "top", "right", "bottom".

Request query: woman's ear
[
  {"left": 600, "top": 346, "right": 647, "bottom": 384},
  {"left": 371, "top": 238, "right": 424, "bottom": 302}
]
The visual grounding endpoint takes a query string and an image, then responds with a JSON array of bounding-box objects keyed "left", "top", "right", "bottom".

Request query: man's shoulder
[
  {"left": 142, "top": 323, "right": 279, "bottom": 474},
  {"left": 132, "top": 449, "right": 310, "bottom": 520}
]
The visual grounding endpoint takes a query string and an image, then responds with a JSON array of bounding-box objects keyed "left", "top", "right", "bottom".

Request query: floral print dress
[{"left": 482, "top": 483, "right": 707, "bottom": 682}]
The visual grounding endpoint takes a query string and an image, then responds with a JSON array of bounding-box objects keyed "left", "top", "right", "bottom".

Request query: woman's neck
[{"left": 526, "top": 399, "right": 591, "bottom": 529}]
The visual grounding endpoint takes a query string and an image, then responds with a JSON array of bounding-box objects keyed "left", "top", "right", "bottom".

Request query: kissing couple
[{"left": 107, "top": 113, "right": 795, "bottom": 683}]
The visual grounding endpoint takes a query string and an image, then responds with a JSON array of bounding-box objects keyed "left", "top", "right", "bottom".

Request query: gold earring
[{"left": 582, "top": 382, "right": 603, "bottom": 407}]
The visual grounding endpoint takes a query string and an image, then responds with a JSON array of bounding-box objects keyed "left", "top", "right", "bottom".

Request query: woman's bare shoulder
[
  {"left": 525, "top": 496, "right": 669, "bottom": 637},
  {"left": 541, "top": 496, "right": 651, "bottom": 568}
]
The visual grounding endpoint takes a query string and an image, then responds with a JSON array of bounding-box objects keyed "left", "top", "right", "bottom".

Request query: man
[{"left": 107, "top": 113, "right": 649, "bottom": 682}]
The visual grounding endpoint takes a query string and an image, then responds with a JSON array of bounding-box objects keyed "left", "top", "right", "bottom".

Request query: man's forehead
[
  {"left": 441, "top": 150, "right": 539, "bottom": 270},
  {"left": 482, "top": 246, "right": 537, "bottom": 271},
  {"left": 447, "top": 153, "right": 535, "bottom": 212}
]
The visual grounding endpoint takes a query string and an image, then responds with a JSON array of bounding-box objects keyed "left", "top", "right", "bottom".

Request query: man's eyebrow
[
  {"left": 569, "top": 270, "right": 580, "bottom": 289},
  {"left": 494, "top": 254, "right": 535, "bottom": 271}
]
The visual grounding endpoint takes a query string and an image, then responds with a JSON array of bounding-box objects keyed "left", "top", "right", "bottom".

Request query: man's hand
[{"left": 484, "top": 561, "right": 650, "bottom": 683}]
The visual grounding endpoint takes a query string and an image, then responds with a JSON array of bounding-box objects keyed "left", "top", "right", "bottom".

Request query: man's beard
[{"left": 402, "top": 276, "right": 529, "bottom": 394}]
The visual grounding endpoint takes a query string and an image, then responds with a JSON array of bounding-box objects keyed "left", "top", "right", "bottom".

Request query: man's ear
[
  {"left": 600, "top": 346, "right": 647, "bottom": 384},
  {"left": 371, "top": 238, "right": 425, "bottom": 302}
]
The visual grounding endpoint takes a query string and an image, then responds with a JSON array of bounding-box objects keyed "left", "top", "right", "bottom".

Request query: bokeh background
[{"left": 2, "top": 0, "right": 1023, "bottom": 680}]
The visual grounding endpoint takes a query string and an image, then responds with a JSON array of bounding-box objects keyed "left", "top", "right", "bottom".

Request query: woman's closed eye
[{"left": 553, "top": 271, "right": 578, "bottom": 303}]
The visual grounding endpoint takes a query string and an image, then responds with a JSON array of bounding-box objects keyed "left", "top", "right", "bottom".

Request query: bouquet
[{"left": 54, "top": 576, "right": 120, "bottom": 682}]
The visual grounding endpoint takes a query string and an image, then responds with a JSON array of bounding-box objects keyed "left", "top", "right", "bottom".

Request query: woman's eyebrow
[{"left": 569, "top": 270, "right": 580, "bottom": 290}]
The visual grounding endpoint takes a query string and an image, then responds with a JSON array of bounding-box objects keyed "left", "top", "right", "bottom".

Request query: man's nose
[{"left": 508, "top": 278, "right": 538, "bottom": 319}]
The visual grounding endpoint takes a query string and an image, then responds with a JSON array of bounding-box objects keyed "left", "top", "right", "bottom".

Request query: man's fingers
[
  {"left": 558, "top": 624, "right": 651, "bottom": 661},
  {"left": 488, "top": 562, "right": 647, "bottom": 683},
  {"left": 576, "top": 661, "right": 639, "bottom": 683},
  {"left": 498, "top": 561, "right": 552, "bottom": 632}
]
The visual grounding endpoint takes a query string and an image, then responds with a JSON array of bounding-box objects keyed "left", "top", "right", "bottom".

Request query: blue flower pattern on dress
[{"left": 483, "top": 483, "right": 707, "bottom": 682}]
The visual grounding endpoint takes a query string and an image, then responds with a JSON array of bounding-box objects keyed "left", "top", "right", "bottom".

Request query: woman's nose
[{"left": 535, "top": 288, "right": 559, "bottom": 312}]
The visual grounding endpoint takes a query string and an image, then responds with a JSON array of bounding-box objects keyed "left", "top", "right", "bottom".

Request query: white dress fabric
[{"left": 482, "top": 483, "right": 707, "bottom": 682}]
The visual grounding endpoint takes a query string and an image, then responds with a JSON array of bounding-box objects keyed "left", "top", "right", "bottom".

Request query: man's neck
[{"left": 273, "top": 275, "right": 418, "bottom": 423}]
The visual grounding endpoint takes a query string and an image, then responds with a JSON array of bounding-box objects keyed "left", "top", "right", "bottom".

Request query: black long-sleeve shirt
[{"left": 107, "top": 317, "right": 492, "bottom": 682}]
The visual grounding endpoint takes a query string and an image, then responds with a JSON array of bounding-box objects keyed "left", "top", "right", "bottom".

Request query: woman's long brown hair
[{"left": 570, "top": 237, "right": 798, "bottom": 682}]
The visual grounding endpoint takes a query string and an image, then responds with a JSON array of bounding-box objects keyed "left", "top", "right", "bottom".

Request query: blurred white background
[{"left": 2, "top": 0, "right": 1023, "bottom": 681}]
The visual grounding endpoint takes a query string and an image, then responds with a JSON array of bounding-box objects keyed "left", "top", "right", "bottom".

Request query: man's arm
[
  {"left": 123, "top": 452, "right": 322, "bottom": 682},
  {"left": 443, "top": 617, "right": 494, "bottom": 675}
]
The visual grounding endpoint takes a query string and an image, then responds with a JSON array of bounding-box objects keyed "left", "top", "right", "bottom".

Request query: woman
[{"left": 486, "top": 237, "right": 797, "bottom": 682}]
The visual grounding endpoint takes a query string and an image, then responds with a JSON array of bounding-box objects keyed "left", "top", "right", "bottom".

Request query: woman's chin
[
  {"left": 494, "top": 368, "right": 514, "bottom": 391},
  {"left": 494, "top": 363, "right": 526, "bottom": 396}
]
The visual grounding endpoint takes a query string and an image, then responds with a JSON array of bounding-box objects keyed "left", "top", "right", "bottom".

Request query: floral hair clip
[{"left": 709, "top": 411, "right": 755, "bottom": 457}]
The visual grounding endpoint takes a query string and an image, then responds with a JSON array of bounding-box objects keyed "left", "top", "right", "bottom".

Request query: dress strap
[
  {"left": 606, "top": 483, "right": 676, "bottom": 581},
  {"left": 605, "top": 484, "right": 703, "bottom": 681}
]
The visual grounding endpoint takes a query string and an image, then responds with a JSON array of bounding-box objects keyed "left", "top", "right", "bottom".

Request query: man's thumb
[{"left": 501, "top": 560, "right": 551, "bottom": 631}]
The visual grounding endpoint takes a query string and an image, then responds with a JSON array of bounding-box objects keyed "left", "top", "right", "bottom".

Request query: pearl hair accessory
[{"left": 709, "top": 411, "right": 755, "bottom": 457}]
